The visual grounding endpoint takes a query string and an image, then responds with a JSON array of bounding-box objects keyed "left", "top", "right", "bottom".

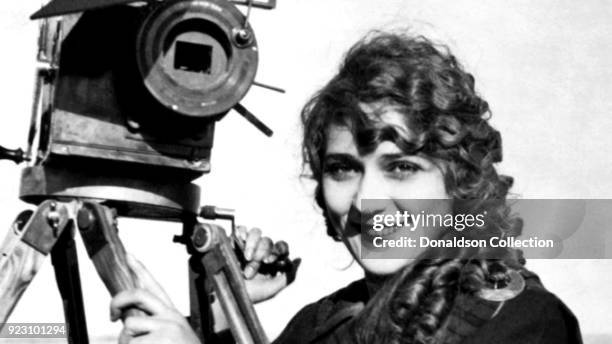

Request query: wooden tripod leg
[
  {"left": 180, "top": 216, "right": 212, "bottom": 343},
  {"left": 184, "top": 218, "right": 232, "bottom": 344},
  {"left": 0, "top": 210, "right": 36, "bottom": 324},
  {"left": 51, "top": 225, "right": 89, "bottom": 344},
  {"left": 77, "top": 202, "right": 144, "bottom": 318},
  {"left": 189, "top": 258, "right": 213, "bottom": 343},
  {"left": 0, "top": 201, "right": 72, "bottom": 328},
  {"left": 191, "top": 223, "right": 269, "bottom": 344}
]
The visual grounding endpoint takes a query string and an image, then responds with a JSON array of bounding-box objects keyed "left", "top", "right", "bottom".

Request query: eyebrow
[
  {"left": 378, "top": 153, "right": 409, "bottom": 160},
  {"left": 324, "top": 152, "right": 413, "bottom": 162},
  {"left": 324, "top": 153, "right": 358, "bottom": 161}
]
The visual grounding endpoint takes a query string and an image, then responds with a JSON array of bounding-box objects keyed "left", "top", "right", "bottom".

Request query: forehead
[
  {"left": 325, "top": 105, "right": 414, "bottom": 154},
  {"left": 326, "top": 126, "right": 357, "bottom": 154}
]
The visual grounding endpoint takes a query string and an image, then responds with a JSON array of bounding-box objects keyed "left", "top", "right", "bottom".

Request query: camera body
[{"left": 19, "top": 0, "right": 265, "bottom": 219}]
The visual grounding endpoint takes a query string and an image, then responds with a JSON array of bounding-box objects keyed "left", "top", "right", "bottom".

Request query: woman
[{"left": 111, "top": 31, "right": 582, "bottom": 343}]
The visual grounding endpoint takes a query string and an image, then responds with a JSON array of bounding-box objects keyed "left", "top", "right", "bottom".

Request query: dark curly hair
[{"left": 301, "top": 31, "right": 525, "bottom": 343}]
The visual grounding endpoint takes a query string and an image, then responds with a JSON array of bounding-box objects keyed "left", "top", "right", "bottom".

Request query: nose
[{"left": 353, "top": 170, "right": 387, "bottom": 213}]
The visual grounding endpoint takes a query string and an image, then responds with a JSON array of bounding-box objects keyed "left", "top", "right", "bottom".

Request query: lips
[
  {"left": 348, "top": 213, "right": 412, "bottom": 237},
  {"left": 345, "top": 206, "right": 412, "bottom": 239},
  {"left": 367, "top": 225, "right": 402, "bottom": 237}
]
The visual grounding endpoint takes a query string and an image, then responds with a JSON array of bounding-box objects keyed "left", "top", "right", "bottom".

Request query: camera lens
[
  {"left": 174, "top": 41, "right": 213, "bottom": 74},
  {"left": 137, "top": 0, "right": 258, "bottom": 118},
  {"left": 161, "top": 17, "right": 231, "bottom": 91}
]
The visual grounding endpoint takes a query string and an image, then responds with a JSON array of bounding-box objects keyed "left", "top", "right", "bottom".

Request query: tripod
[
  {"left": 0, "top": 0, "right": 282, "bottom": 340},
  {"left": 0, "top": 199, "right": 269, "bottom": 344}
]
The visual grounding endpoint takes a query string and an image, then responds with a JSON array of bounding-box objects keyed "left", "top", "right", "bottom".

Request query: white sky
[{"left": 1, "top": 0, "right": 611, "bottom": 342}]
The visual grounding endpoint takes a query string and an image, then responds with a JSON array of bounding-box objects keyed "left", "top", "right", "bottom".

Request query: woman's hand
[
  {"left": 110, "top": 227, "right": 300, "bottom": 343},
  {"left": 235, "top": 226, "right": 301, "bottom": 304},
  {"left": 111, "top": 255, "right": 201, "bottom": 344}
]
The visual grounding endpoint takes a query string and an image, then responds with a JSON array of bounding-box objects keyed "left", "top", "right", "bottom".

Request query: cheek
[
  {"left": 392, "top": 168, "right": 450, "bottom": 213},
  {"left": 394, "top": 168, "right": 448, "bottom": 199},
  {"left": 322, "top": 178, "right": 355, "bottom": 219}
]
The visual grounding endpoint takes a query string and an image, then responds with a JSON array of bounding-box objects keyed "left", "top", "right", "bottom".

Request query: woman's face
[{"left": 322, "top": 105, "right": 451, "bottom": 275}]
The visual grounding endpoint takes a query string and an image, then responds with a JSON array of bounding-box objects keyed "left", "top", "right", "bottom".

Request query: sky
[{"left": 1, "top": 1, "right": 611, "bottom": 342}]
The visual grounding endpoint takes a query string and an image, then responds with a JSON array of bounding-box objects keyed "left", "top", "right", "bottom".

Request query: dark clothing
[
  {"left": 273, "top": 272, "right": 582, "bottom": 344},
  {"left": 462, "top": 283, "right": 582, "bottom": 344}
]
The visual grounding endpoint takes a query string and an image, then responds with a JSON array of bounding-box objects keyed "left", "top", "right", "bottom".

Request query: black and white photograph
[{"left": 0, "top": 1, "right": 611, "bottom": 343}]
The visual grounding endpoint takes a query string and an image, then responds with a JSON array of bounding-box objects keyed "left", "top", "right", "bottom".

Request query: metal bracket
[
  {"left": 21, "top": 200, "right": 77, "bottom": 254},
  {"left": 190, "top": 223, "right": 269, "bottom": 344}
]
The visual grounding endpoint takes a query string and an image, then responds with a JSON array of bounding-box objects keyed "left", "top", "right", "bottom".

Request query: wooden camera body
[{"left": 20, "top": 0, "right": 262, "bottom": 219}]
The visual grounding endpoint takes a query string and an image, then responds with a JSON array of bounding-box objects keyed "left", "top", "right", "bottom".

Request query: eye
[
  {"left": 323, "top": 161, "right": 360, "bottom": 181},
  {"left": 385, "top": 160, "right": 422, "bottom": 180}
]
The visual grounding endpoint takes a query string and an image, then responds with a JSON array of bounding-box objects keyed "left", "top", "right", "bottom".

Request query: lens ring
[{"left": 136, "top": 0, "right": 258, "bottom": 117}]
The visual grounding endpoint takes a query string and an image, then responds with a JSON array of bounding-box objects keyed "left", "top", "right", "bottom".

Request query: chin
[{"left": 358, "top": 258, "right": 412, "bottom": 276}]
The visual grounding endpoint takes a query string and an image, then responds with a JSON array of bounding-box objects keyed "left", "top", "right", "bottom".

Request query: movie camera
[{"left": 0, "top": 0, "right": 287, "bottom": 343}]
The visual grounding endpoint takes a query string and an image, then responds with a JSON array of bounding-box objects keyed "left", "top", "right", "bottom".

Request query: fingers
[
  {"left": 229, "top": 226, "right": 301, "bottom": 304},
  {"left": 244, "top": 238, "right": 270, "bottom": 279},
  {"left": 110, "top": 289, "right": 176, "bottom": 321},
  {"left": 261, "top": 240, "right": 286, "bottom": 264},
  {"left": 243, "top": 261, "right": 260, "bottom": 279},
  {"left": 269, "top": 241, "right": 290, "bottom": 264},
  {"left": 274, "top": 241, "right": 289, "bottom": 257},
  {"left": 243, "top": 227, "right": 261, "bottom": 261},
  {"left": 235, "top": 225, "right": 248, "bottom": 243},
  {"left": 120, "top": 316, "right": 164, "bottom": 338},
  {"left": 245, "top": 257, "right": 301, "bottom": 303},
  {"left": 127, "top": 254, "right": 174, "bottom": 308},
  {"left": 235, "top": 226, "right": 296, "bottom": 284},
  {"left": 251, "top": 236, "right": 272, "bottom": 263},
  {"left": 245, "top": 236, "right": 277, "bottom": 279},
  {"left": 262, "top": 253, "right": 277, "bottom": 264},
  {"left": 118, "top": 315, "right": 200, "bottom": 344}
]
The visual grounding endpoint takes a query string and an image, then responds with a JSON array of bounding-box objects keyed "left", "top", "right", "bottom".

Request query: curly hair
[{"left": 301, "top": 31, "right": 525, "bottom": 343}]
